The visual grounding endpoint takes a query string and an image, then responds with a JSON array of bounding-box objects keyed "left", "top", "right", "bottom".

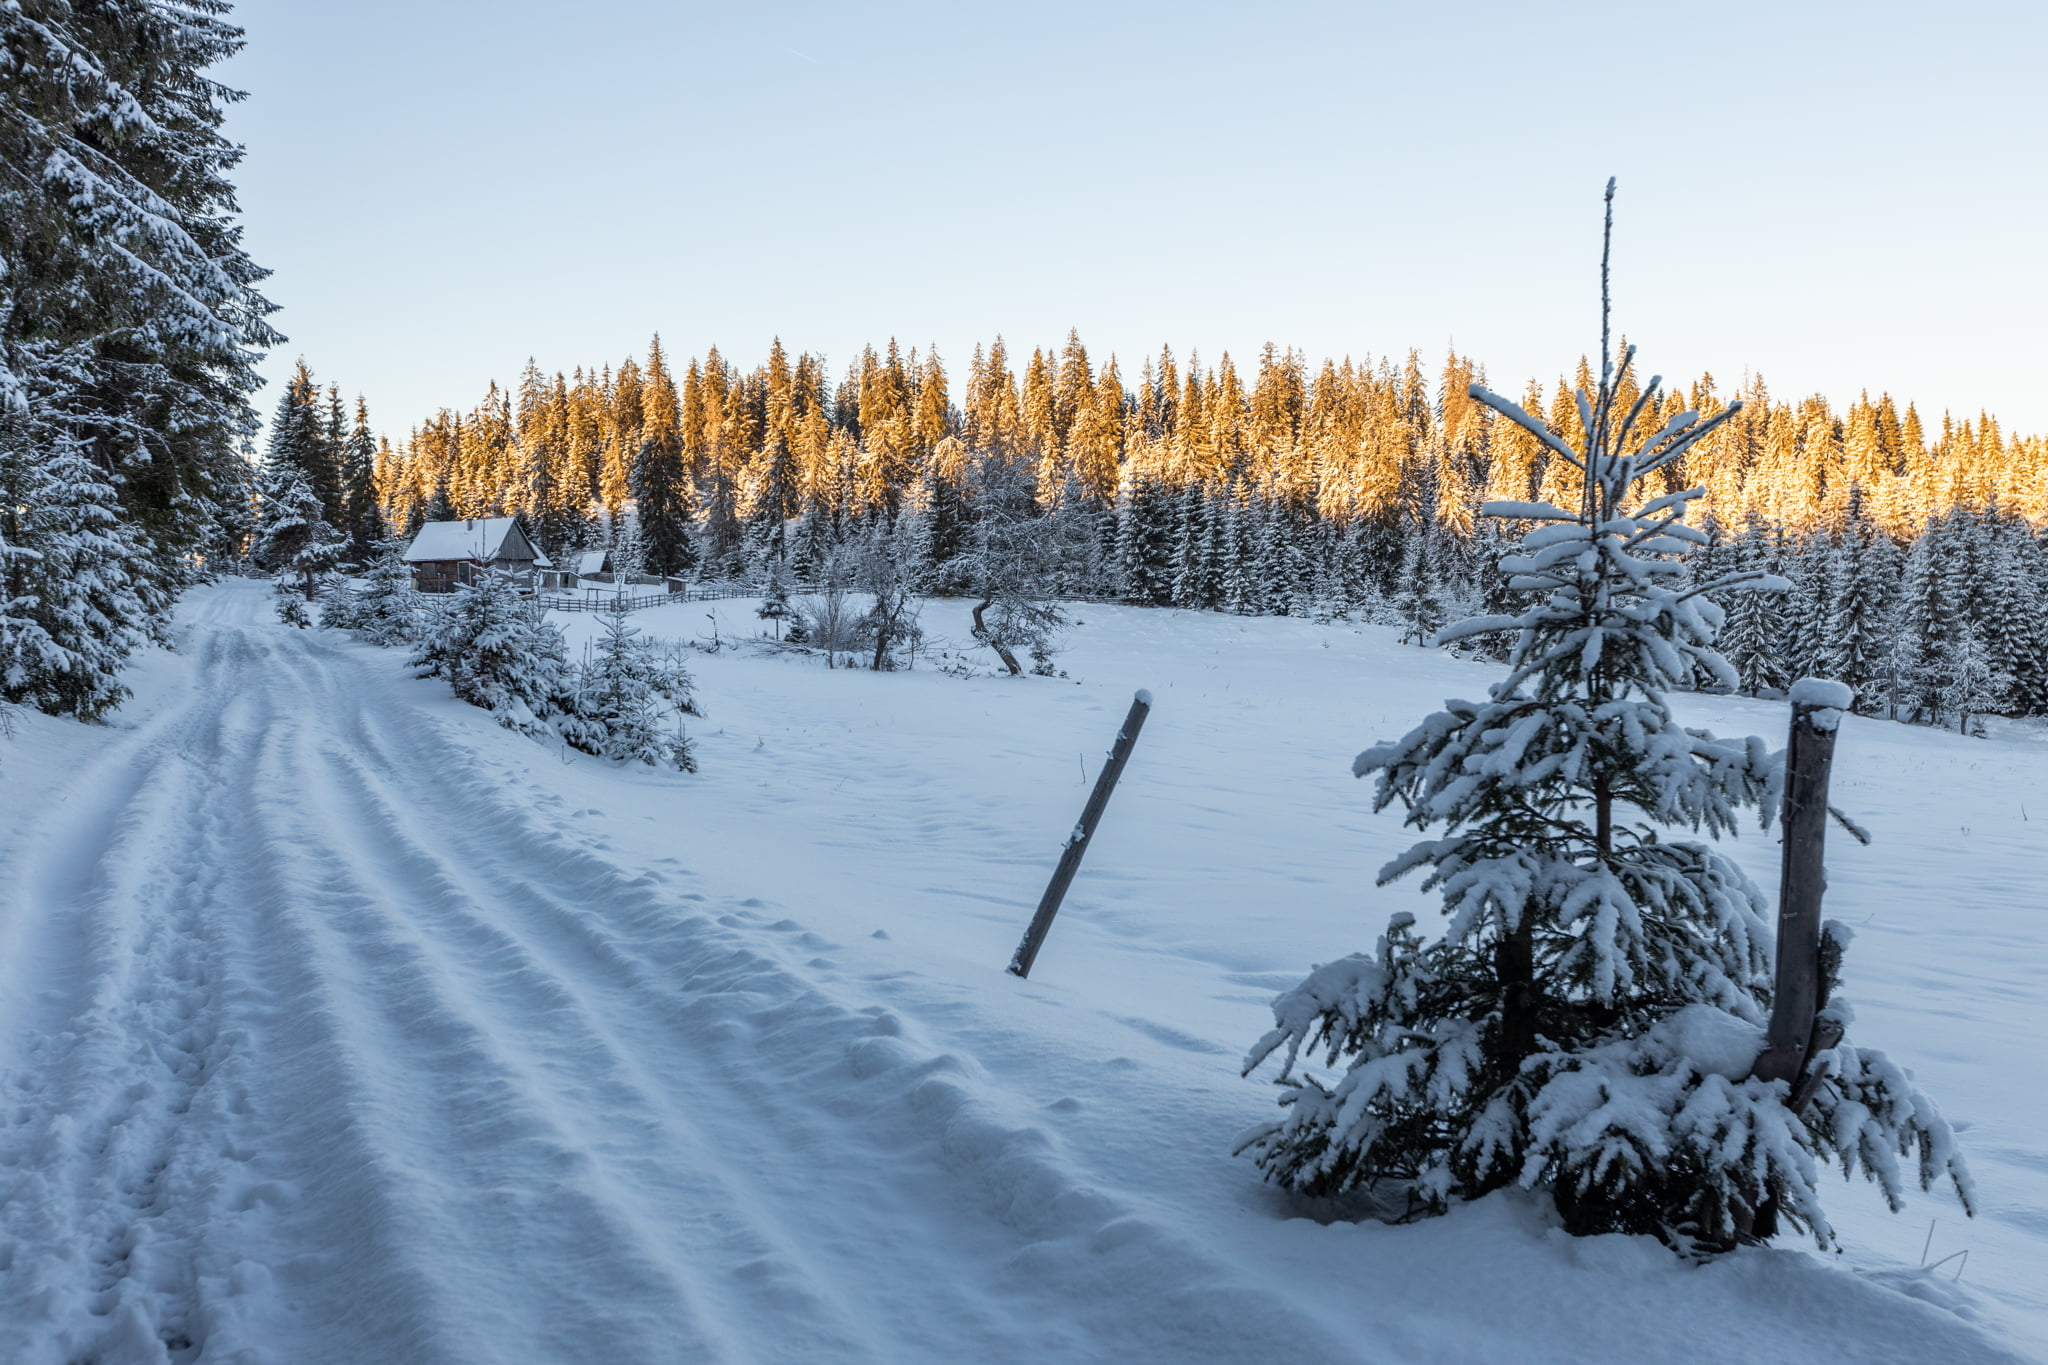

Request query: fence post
[
  {"left": 1753, "top": 678, "right": 1850, "bottom": 1085},
  {"left": 1008, "top": 690, "right": 1152, "bottom": 980}
]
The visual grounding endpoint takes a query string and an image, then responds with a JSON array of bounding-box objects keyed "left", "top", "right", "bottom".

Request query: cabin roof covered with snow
[
  {"left": 574, "top": 550, "right": 609, "bottom": 576},
  {"left": 404, "top": 517, "right": 553, "bottom": 568}
]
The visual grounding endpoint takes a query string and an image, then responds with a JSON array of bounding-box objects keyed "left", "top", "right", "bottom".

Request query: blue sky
[{"left": 219, "top": 0, "right": 2048, "bottom": 438}]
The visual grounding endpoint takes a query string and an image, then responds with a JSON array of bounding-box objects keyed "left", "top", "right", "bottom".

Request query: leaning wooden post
[
  {"left": 1753, "top": 678, "right": 1851, "bottom": 1086},
  {"left": 1008, "top": 690, "right": 1152, "bottom": 980}
]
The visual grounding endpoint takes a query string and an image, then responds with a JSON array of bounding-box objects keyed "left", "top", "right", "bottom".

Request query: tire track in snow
[
  {"left": 288, "top": 619, "right": 1366, "bottom": 1362},
  {"left": 1, "top": 582, "right": 1368, "bottom": 1364},
  {"left": 0, "top": 623, "right": 271, "bottom": 1364}
]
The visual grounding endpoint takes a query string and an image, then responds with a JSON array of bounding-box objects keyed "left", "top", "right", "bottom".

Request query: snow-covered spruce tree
[
  {"left": 1114, "top": 474, "right": 1173, "bottom": 606},
  {"left": 256, "top": 466, "right": 342, "bottom": 602},
  {"left": 263, "top": 363, "right": 337, "bottom": 524},
  {"left": 1980, "top": 511, "right": 2048, "bottom": 717},
  {"left": 1816, "top": 488, "right": 1893, "bottom": 714},
  {"left": 1239, "top": 185, "right": 1970, "bottom": 1249},
  {"left": 1939, "top": 628, "right": 2004, "bottom": 737},
  {"left": 561, "top": 604, "right": 699, "bottom": 770},
  {"left": 1776, "top": 532, "right": 1831, "bottom": 684},
  {"left": 757, "top": 561, "right": 794, "bottom": 638},
  {"left": 1719, "top": 510, "right": 1787, "bottom": 697},
  {"left": 1394, "top": 531, "right": 1445, "bottom": 647},
  {"left": 0, "top": 0, "right": 279, "bottom": 617},
  {"left": 911, "top": 461, "right": 973, "bottom": 594},
  {"left": 789, "top": 495, "right": 837, "bottom": 583},
  {"left": 339, "top": 396, "right": 386, "bottom": 565},
  {"left": 322, "top": 541, "right": 416, "bottom": 645},
  {"left": 1046, "top": 468, "right": 1113, "bottom": 600},
  {"left": 409, "top": 569, "right": 574, "bottom": 738},
  {"left": 1252, "top": 498, "right": 1294, "bottom": 616},
  {"left": 0, "top": 428, "right": 160, "bottom": 719},
  {"left": 1221, "top": 490, "right": 1262, "bottom": 616},
  {"left": 1898, "top": 517, "right": 1961, "bottom": 726},
  {"left": 1170, "top": 483, "right": 1217, "bottom": 610}
]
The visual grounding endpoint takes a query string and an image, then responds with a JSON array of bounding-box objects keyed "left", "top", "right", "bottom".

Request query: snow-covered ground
[{"left": 0, "top": 578, "right": 2042, "bottom": 1364}]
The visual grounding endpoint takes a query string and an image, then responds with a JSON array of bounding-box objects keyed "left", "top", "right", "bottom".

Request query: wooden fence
[{"left": 537, "top": 578, "right": 811, "bottom": 614}]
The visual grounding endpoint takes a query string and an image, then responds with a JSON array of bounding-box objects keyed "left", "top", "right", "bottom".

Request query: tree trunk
[
  {"left": 1753, "top": 688, "right": 1842, "bottom": 1085},
  {"left": 1495, "top": 913, "right": 1536, "bottom": 1066},
  {"left": 972, "top": 596, "right": 1021, "bottom": 675}
]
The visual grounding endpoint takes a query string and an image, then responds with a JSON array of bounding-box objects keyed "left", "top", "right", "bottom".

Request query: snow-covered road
[
  {"left": 0, "top": 586, "right": 1161, "bottom": 1361},
  {"left": 0, "top": 581, "right": 2038, "bottom": 1364}
]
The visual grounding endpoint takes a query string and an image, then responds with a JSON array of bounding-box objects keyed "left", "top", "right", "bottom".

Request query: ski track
[{"left": 0, "top": 583, "right": 1356, "bottom": 1364}]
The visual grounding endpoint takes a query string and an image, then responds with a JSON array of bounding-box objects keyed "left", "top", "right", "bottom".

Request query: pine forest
[{"left": 273, "top": 335, "right": 2048, "bottom": 728}]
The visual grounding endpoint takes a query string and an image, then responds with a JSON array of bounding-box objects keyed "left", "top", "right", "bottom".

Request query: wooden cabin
[{"left": 403, "top": 516, "right": 553, "bottom": 593}]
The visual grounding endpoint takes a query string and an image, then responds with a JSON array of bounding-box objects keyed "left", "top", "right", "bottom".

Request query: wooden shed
[{"left": 403, "top": 516, "right": 553, "bottom": 593}]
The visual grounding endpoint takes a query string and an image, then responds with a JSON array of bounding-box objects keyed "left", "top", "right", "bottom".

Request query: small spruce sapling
[
  {"left": 563, "top": 603, "right": 700, "bottom": 770},
  {"left": 1238, "top": 181, "right": 1972, "bottom": 1251},
  {"left": 409, "top": 568, "right": 573, "bottom": 737},
  {"left": 758, "top": 562, "right": 792, "bottom": 639}
]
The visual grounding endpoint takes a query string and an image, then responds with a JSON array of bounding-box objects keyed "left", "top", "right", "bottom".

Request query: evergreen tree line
[
  {"left": 378, "top": 333, "right": 2048, "bottom": 561},
  {"left": 1703, "top": 494, "right": 2048, "bottom": 730},
  {"left": 373, "top": 333, "right": 2048, "bottom": 724},
  {"left": 0, "top": 1, "right": 277, "bottom": 723},
  {"left": 251, "top": 357, "right": 389, "bottom": 574}
]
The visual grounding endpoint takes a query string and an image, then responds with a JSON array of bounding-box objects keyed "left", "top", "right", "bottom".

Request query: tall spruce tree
[
  {"left": 1114, "top": 475, "right": 1173, "bottom": 606},
  {"left": 1221, "top": 490, "right": 1261, "bottom": 615},
  {"left": 1170, "top": 482, "right": 1215, "bottom": 610},
  {"left": 1393, "top": 530, "right": 1444, "bottom": 646},
  {"left": 0, "top": 0, "right": 278, "bottom": 636},
  {"left": 1719, "top": 510, "right": 1788, "bottom": 696},
  {"left": 633, "top": 338, "right": 697, "bottom": 578},
  {"left": 340, "top": 396, "right": 385, "bottom": 563},
  {"left": 260, "top": 362, "right": 335, "bottom": 523},
  {"left": 257, "top": 465, "right": 341, "bottom": 599},
  {"left": 744, "top": 427, "right": 798, "bottom": 568},
  {"left": 1816, "top": 488, "right": 1891, "bottom": 713},
  {"left": 1899, "top": 515, "right": 1963, "bottom": 725},
  {"left": 1979, "top": 512, "right": 2048, "bottom": 716}
]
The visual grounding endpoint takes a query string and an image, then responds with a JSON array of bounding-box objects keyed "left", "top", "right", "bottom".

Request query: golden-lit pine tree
[{"left": 602, "top": 358, "right": 642, "bottom": 520}]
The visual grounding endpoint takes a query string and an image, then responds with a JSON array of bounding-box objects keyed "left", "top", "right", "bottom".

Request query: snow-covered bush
[
  {"left": 273, "top": 578, "right": 311, "bottom": 628},
  {"left": 962, "top": 451, "right": 1067, "bottom": 676},
  {"left": 852, "top": 528, "right": 924, "bottom": 671},
  {"left": 409, "top": 570, "right": 573, "bottom": 738},
  {"left": 561, "top": 604, "right": 699, "bottom": 770},
  {"left": 1239, "top": 187, "right": 1971, "bottom": 1250},
  {"left": 322, "top": 542, "right": 417, "bottom": 644},
  {"left": 795, "top": 573, "right": 863, "bottom": 667}
]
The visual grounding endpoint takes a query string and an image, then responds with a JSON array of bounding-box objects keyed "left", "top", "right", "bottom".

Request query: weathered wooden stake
[
  {"left": 1008, "top": 690, "right": 1152, "bottom": 979},
  {"left": 1753, "top": 678, "right": 1850, "bottom": 1085}
]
